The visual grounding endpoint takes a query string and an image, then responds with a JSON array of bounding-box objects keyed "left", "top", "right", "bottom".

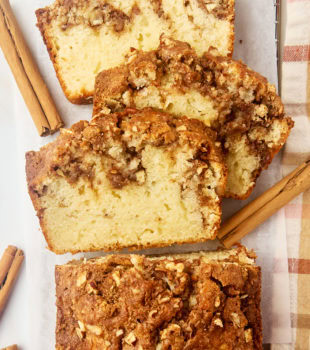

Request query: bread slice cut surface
[
  {"left": 36, "top": 0, "right": 235, "bottom": 103},
  {"left": 26, "top": 108, "right": 226, "bottom": 254},
  {"left": 93, "top": 36, "right": 294, "bottom": 199}
]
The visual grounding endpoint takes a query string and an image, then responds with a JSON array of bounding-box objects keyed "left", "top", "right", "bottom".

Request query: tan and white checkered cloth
[{"left": 271, "top": 0, "right": 310, "bottom": 349}]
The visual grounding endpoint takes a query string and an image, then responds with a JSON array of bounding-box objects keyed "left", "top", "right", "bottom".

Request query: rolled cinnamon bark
[
  {"left": 0, "top": 247, "right": 24, "bottom": 316},
  {"left": 0, "top": 0, "right": 63, "bottom": 136},
  {"left": 0, "top": 246, "right": 17, "bottom": 285},
  {"left": 218, "top": 160, "right": 310, "bottom": 248},
  {"left": 1, "top": 345, "right": 18, "bottom": 350}
]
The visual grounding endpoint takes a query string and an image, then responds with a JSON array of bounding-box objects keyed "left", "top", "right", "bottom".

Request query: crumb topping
[
  {"left": 36, "top": 0, "right": 234, "bottom": 33},
  {"left": 195, "top": 0, "right": 234, "bottom": 20},
  {"left": 56, "top": 250, "right": 262, "bottom": 349},
  {"left": 95, "top": 36, "right": 291, "bottom": 140},
  {"left": 26, "top": 107, "right": 225, "bottom": 202},
  {"left": 93, "top": 36, "right": 294, "bottom": 198},
  {"left": 36, "top": 0, "right": 136, "bottom": 32}
]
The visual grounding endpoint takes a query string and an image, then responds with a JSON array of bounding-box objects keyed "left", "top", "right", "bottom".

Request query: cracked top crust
[{"left": 55, "top": 246, "right": 262, "bottom": 349}]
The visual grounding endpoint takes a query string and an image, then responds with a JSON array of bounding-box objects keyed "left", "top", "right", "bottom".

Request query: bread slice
[
  {"left": 93, "top": 36, "right": 294, "bottom": 199},
  {"left": 25, "top": 108, "right": 226, "bottom": 254},
  {"left": 35, "top": 0, "right": 235, "bottom": 104},
  {"left": 55, "top": 246, "right": 262, "bottom": 349}
]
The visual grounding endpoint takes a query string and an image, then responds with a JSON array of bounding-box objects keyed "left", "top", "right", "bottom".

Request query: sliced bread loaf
[
  {"left": 36, "top": 0, "right": 234, "bottom": 103},
  {"left": 93, "top": 36, "right": 294, "bottom": 199},
  {"left": 26, "top": 108, "right": 226, "bottom": 254}
]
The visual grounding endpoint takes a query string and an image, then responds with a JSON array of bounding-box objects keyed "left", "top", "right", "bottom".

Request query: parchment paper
[{"left": 10, "top": 0, "right": 291, "bottom": 347}]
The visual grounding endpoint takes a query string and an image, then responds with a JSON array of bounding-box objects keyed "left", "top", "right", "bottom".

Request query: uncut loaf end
[{"left": 55, "top": 246, "right": 262, "bottom": 349}]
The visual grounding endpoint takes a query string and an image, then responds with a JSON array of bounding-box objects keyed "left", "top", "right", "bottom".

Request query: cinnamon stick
[
  {"left": 218, "top": 160, "right": 310, "bottom": 248},
  {"left": 0, "top": 246, "right": 24, "bottom": 316},
  {"left": 0, "top": 246, "right": 17, "bottom": 286},
  {"left": 1, "top": 345, "right": 18, "bottom": 350},
  {"left": 0, "top": 0, "right": 63, "bottom": 136}
]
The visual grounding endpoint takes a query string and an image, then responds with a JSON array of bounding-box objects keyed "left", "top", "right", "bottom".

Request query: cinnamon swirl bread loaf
[
  {"left": 55, "top": 246, "right": 262, "bottom": 349},
  {"left": 26, "top": 108, "right": 226, "bottom": 254},
  {"left": 93, "top": 36, "right": 294, "bottom": 199},
  {"left": 36, "top": 0, "right": 234, "bottom": 103}
]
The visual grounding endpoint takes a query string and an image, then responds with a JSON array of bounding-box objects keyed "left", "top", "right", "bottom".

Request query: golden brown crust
[
  {"left": 93, "top": 36, "right": 294, "bottom": 199},
  {"left": 55, "top": 249, "right": 262, "bottom": 349},
  {"left": 26, "top": 149, "right": 55, "bottom": 251},
  {"left": 25, "top": 108, "right": 227, "bottom": 254},
  {"left": 45, "top": 236, "right": 213, "bottom": 256}
]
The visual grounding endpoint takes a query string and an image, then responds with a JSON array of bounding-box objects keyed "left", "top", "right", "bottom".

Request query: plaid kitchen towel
[{"left": 277, "top": 0, "right": 310, "bottom": 348}]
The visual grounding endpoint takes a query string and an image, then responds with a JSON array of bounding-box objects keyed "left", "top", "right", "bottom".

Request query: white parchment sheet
[{"left": 10, "top": 0, "right": 291, "bottom": 347}]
